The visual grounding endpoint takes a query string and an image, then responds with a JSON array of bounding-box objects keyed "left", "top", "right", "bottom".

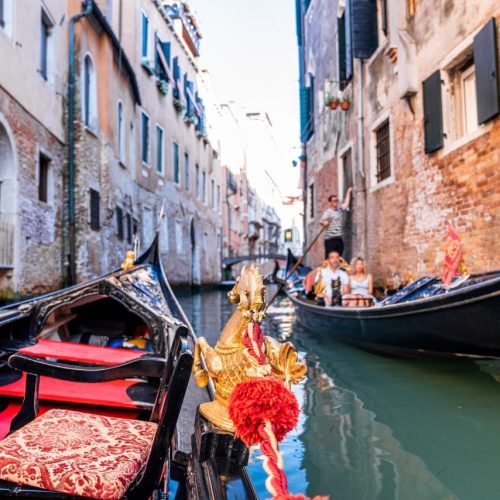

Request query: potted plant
[
  {"left": 173, "top": 98, "right": 185, "bottom": 114},
  {"left": 340, "top": 97, "right": 350, "bottom": 111},
  {"left": 141, "top": 57, "right": 154, "bottom": 75},
  {"left": 156, "top": 79, "right": 168, "bottom": 96},
  {"left": 329, "top": 97, "right": 339, "bottom": 110}
]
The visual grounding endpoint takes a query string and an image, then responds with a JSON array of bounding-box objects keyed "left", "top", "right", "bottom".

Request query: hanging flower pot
[
  {"left": 340, "top": 98, "right": 350, "bottom": 111},
  {"left": 329, "top": 98, "right": 339, "bottom": 110}
]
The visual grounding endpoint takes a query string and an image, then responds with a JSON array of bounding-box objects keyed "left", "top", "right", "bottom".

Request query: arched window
[
  {"left": 117, "top": 101, "right": 125, "bottom": 162},
  {"left": 82, "top": 54, "right": 98, "bottom": 130}
]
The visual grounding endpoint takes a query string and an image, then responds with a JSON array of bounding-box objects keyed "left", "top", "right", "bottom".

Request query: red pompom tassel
[{"left": 228, "top": 377, "right": 299, "bottom": 446}]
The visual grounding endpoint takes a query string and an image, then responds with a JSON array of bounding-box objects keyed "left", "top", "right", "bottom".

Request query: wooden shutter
[
  {"left": 126, "top": 213, "right": 132, "bottom": 244},
  {"left": 338, "top": 14, "right": 347, "bottom": 86},
  {"left": 299, "top": 86, "right": 311, "bottom": 142},
  {"left": 351, "top": 0, "right": 378, "bottom": 60},
  {"left": 423, "top": 70, "right": 444, "bottom": 154},
  {"left": 89, "top": 189, "right": 100, "bottom": 231},
  {"left": 345, "top": 0, "right": 353, "bottom": 80},
  {"left": 473, "top": 18, "right": 500, "bottom": 125}
]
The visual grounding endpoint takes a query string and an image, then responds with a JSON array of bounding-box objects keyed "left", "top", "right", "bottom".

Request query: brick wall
[{"left": 0, "top": 87, "right": 65, "bottom": 295}]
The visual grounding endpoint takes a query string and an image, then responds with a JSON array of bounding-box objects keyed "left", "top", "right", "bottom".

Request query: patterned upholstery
[{"left": 0, "top": 409, "right": 157, "bottom": 499}]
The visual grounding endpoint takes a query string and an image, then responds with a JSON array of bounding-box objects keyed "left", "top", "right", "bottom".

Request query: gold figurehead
[{"left": 193, "top": 264, "right": 307, "bottom": 432}]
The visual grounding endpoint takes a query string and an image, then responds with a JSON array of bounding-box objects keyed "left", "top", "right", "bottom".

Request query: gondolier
[{"left": 320, "top": 188, "right": 352, "bottom": 258}]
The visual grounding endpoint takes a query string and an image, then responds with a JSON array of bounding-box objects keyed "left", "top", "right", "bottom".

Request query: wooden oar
[{"left": 265, "top": 225, "right": 326, "bottom": 310}]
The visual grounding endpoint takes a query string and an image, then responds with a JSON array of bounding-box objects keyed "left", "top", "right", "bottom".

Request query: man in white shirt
[{"left": 315, "top": 251, "right": 349, "bottom": 306}]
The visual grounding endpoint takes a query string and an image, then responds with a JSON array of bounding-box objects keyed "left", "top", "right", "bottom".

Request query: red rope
[
  {"left": 243, "top": 322, "right": 267, "bottom": 365},
  {"left": 258, "top": 420, "right": 289, "bottom": 497}
]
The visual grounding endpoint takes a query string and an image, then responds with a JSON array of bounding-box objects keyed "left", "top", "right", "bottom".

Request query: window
[
  {"left": 308, "top": 183, "right": 314, "bottom": 218},
  {"left": 126, "top": 213, "right": 132, "bottom": 244},
  {"left": 40, "top": 9, "right": 53, "bottom": 81},
  {"left": 129, "top": 121, "right": 135, "bottom": 168},
  {"left": 89, "top": 189, "right": 100, "bottom": 231},
  {"left": 300, "top": 74, "right": 314, "bottom": 142},
  {"left": 460, "top": 63, "right": 478, "bottom": 136},
  {"left": 116, "top": 206, "right": 124, "bottom": 240},
  {"left": 156, "top": 124, "right": 164, "bottom": 173},
  {"left": 211, "top": 179, "right": 215, "bottom": 208},
  {"left": 38, "top": 152, "right": 51, "bottom": 203},
  {"left": 202, "top": 171, "right": 207, "bottom": 203},
  {"left": 117, "top": 102, "right": 125, "bottom": 162},
  {"left": 0, "top": 0, "right": 13, "bottom": 37},
  {"left": 141, "top": 111, "right": 150, "bottom": 164},
  {"left": 375, "top": 120, "right": 391, "bottom": 182},
  {"left": 184, "top": 153, "right": 190, "bottom": 190},
  {"left": 83, "top": 54, "right": 98, "bottom": 130},
  {"left": 141, "top": 11, "right": 150, "bottom": 60},
  {"left": 217, "top": 184, "right": 221, "bottom": 212},
  {"left": 337, "top": 2, "right": 353, "bottom": 89},
  {"left": 173, "top": 142, "right": 180, "bottom": 184},
  {"left": 195, "top": 164, "right": 200, "bottom": 198}
]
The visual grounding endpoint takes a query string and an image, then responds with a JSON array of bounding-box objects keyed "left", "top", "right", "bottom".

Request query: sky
[{"left": 189, "top": 0, "right": 301, "bottom": 195}]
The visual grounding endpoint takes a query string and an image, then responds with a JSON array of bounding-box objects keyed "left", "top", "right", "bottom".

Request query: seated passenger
[
  {"left": 343, "top": 257, "right": 374, "bottom": 307},
  {"left": 315, "top": 251, "right": 349, "bottom": 306}
]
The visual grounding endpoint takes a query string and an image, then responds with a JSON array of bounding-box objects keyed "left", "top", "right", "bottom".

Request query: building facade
[
  {"left": 0, "top": 0, "right": 67, "bottom": 297},
  {"left": 297, "top": 0, "right": 500, "bottom": 282}
]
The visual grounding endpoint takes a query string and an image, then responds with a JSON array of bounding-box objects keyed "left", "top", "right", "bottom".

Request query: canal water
[{"left": 176, "top": 287, "right": 500, "bottom": 500}]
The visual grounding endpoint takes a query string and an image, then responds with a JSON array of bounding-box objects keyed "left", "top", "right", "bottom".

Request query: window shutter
[
  {"left": 351, "top": 0, "right": 378, "bottom": 60},
  {"left": 161, "top": 41, "right": 171, "bottom": 67},
  {"left": 473, "top": 18, "right": 500, "bottom": 125},
  {"left": 89, "top": 189, "right": 100, "bottom": 231},
  {"left": 345, "top": 0, "right": 353, "bottom": 79},
  {"left": 299, "top": 86, "right": 310, "bottom": 142},
  {"left": 422, "top": 70, "right": 444, "bottom": 154}
]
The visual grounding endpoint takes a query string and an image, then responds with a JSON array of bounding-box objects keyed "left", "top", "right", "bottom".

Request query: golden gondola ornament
[{"left": 193, "top": 265, "right": 326, "bottom": 500}]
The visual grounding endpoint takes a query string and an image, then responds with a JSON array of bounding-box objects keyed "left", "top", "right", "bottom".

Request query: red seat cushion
[
  {"left": 19, "top": 339, "right": 145, "bottom": 365},
  {"left": 0, "top": 374, "right": 152, "bottom": 409},
  {"left": 0, "top": 408, "right": 157, "bottom": 499}
]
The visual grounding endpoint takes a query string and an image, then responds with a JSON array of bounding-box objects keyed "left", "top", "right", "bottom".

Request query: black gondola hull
[{"left": 289, "top": 276, "right": 500, "bottom": 358}]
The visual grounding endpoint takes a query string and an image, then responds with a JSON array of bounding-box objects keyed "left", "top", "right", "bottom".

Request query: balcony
[
  {"left": 162, "top": 2, "right": 201, "bottom": 57},
  {"left": 0, "top": 214, "right": 15, "bottom": 269}
]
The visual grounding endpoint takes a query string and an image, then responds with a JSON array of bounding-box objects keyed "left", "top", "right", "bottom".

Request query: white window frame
[
  {"left": 337, "top": 141, "right": 353, "bottom": 201},
  {"left": 140, "top": 10, "right": 151, "bottom": 61},
  {"left": 369, "top": 112, "right": 394, "bottom": 191},
  {"left": 36, "top": 147, "right": 54, "bottom": 206},
  {"left": 82, "top": 52, "right": 98, "bottom": 132},
  {"left": 117, "top": 100, "right": 125, "bottom": 164},
  {"left": 0, "top": 0, "right": 14, "bottom": 38},
  {"left": 460, "top": 63, "right": 479, "bottom": 138},
  {"left": 155, "top": 123, "right": 164, "bottom": 174},
  {"left": 140, "top": 110, "right": 151, "bottom": 166},
  {"left": 39, "top": 7, "right": 54, "bottom": 83}
]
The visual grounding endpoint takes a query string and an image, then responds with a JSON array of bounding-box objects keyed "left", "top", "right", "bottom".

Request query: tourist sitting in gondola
[
  {"left": 314, "top": 250, "right": 349, "bottom": 306},
  {"left": 343, "top": 257, "right": 375, "bottom": 307}
]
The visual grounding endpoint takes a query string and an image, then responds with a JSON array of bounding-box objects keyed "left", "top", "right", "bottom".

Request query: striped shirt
[{"left": 321, "top": 207, "right": 347, "bottom": 239}]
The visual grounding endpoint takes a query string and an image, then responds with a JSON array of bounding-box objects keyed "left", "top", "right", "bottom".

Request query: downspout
[
  {"left": 67, "top": 0, "right": 92, "bottom": 286},
  {"left": 356, "top": 58, "right": 368, "bottom": 258}
]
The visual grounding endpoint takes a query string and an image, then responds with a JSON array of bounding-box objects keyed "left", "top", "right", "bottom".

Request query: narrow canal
[{"left": 175, "top": 287, "right": 500, "bottom": 500}]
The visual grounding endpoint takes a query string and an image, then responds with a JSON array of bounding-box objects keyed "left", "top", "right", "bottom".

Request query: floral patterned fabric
[{"left": 0, "top": 408, "right": 157, "bottom": 499}]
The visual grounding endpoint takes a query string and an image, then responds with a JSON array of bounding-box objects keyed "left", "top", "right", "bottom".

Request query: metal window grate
[
  {"left": 89, "top": 189, "right": 100, "bottom": 231},
  {"left": 375, "top": 121, "right": 391, "bottom": 182}
]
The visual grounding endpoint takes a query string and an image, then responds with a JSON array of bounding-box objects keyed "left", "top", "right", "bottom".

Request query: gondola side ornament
[{"left": 193, "top": 265, "right": 326, "bottom": 500}]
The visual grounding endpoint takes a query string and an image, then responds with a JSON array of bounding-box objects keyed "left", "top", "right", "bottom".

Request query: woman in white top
[{"left": 343, "top": 257, "right": 374, "bottom": 307}]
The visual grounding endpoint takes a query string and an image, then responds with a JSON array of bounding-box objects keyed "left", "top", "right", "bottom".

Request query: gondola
[
  {"left": 280, "top": 250, "right": 500, "bottom": 359},
  {"left": 0, "top": 236, "right": 258, "bottom": 499}
]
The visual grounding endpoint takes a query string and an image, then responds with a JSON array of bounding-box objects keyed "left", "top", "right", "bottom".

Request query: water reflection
[{"left": 176, "top": 288, "right": 500, "bottom": 500}]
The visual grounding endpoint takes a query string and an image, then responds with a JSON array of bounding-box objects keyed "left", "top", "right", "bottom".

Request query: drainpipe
[
  {"left": 356, "top": 58, "right": 368, "bottom": 258},
  {"left": 67, "top": 0, "right": 92, "bottom": 286}
]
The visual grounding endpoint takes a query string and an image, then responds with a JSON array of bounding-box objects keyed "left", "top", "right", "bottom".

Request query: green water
[{"left": 176, "top": 287, "right": 500, "bottom": 500}]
